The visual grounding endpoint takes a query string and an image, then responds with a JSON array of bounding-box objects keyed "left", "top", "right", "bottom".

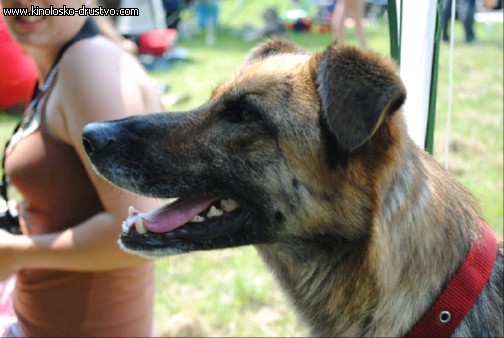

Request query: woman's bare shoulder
[
  {"left": 54, "top": 36, "right": 161, "bottom": 138},
  {"left": 60, "top": 36, "right": 144, "bottom": 82}
]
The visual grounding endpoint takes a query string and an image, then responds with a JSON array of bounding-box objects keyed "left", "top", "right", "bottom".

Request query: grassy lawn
[{"left": 0, "top": 2, "right": 502, "bottom": 336}]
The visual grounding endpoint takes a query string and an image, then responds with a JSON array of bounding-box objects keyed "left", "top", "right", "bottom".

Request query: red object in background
[
  {"left": 0, "top": 14, "right": 37, "bottom": 110},
  {"left": 138, "top": 28, "right": 177, "bottom": 56}
]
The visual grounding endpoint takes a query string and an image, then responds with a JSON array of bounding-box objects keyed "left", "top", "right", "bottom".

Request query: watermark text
[{"left": 2, "top": 5, "right": 139, "bottom": 17}]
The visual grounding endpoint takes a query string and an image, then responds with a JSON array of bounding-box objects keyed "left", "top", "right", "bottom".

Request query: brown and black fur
[{"left": 82, "top": 39, "right": 503, "bottom": 337}]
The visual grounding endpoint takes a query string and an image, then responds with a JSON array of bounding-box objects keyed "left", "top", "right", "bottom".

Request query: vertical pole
[
  {"left": 387, "top": 0, "right": 401, "bottom": 65},
  {"left": 390, "top": 0, "right": 439, "bottom": 151},
  {"left": 425, "top": 0, "right": 444, "bottom": 154}
]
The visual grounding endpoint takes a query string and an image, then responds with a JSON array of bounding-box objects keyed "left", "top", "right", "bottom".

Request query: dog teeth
[
  {"left": 207, "top": 205, "right": 224, "bottom": 218},
  {"left": 121, "top": 221, "right": 129, "bottom": 233},
  {"left": 128, "top": 206, "right": 135, "bottom": 217},
  {"left": 191, "top": 215, "right": 205, "bottom": 223},
  {"left": 220, "top": 198, "right": 240, "bottom": 212},
  {"left": 135, "top": 216, "right": 147, "bottom": 234}
]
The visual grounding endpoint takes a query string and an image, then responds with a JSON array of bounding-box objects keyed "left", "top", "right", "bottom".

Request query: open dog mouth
[{"left": 120, "top": 196, "right": 243, "bottom": 248}]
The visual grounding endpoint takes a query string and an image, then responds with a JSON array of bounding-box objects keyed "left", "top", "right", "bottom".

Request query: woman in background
[{"left": 0, "top": 0, "right": 162, "bottom": 336}]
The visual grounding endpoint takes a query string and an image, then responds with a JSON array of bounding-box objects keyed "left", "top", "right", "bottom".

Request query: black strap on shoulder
[
  {"left": 57, "top": 17, "right": 101, "bottom": 68},
  {"left": 1, "top": 17, "right": 101, "bottom": 201},
  {"left": 32, "top": 17, "right": 101, "bottom": 100}
]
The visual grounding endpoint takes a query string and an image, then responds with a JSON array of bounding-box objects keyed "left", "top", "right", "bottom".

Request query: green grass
[
  {"left": 433, "top": 21, "right": 503, "bottom": 237},
  {"left": 0, "top": 2, "right": 502, "bottom": 336}
]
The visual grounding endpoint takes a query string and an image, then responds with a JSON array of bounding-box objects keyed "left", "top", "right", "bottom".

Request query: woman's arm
[{"left": 1, "top": 36, "right": 163, "bottom": 275}]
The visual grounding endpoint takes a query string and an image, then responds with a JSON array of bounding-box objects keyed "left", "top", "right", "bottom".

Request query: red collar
[{"left": 406, "top": 220, "right": 498, "bottom": 337}]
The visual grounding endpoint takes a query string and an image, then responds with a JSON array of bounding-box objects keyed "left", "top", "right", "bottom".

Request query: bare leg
[
  {"left": 353, "top": 0, "right": 369, "bottom": 50},
  {"left": 331, "top": 0, "right": 347, "bottom": 44}
]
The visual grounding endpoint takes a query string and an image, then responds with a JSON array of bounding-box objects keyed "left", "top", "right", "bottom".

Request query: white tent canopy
[
  {"left": 396, "top": 0, "right": 439, "bottom": 149},
  {"left": 388, "top": 0, "right": 441, "bottom": 153}
]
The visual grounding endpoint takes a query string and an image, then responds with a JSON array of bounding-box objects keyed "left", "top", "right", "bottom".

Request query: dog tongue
[{"left": 127, "top": 197, "right": 218, "bottom": 233}]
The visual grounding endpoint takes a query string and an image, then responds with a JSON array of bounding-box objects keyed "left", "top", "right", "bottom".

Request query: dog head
[{"left": 82, "top": 39, "right": 406, "bottom": 258}]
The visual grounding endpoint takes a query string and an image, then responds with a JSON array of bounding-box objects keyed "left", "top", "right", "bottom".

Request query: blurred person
[
  {"left": 0, "top": 0, "right": 162, "bottom": 336},
  {"left": 94, "top": 15, "right": 139, "bottom": 54},
  {"left": 163, "top": 0, "right": 181, "bottom": 29},
  {"left": 442, "top": 0, "right": 477, "bottom": 44},
  {"left": 330, "top": 0, "right": 369, "bottom": 50},
  {"left": 243, "top": 7, "right": 286, "bottom": 41},
  {"left": 95, "top": 0, "right": 139, "bottom": 54},
  {"left": 195, "top": 0, "right": 219, "bottom": 30},
  {"left": 0, "top": 6, "right": 37, "bottom": 112}
]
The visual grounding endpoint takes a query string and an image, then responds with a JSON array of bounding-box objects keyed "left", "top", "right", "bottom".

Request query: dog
[
  {"left": 243, "top": 7, "right": 286, "bottom": 41},
  {"left": 82, "top": 39, "right": 503, "bottom": 337}
]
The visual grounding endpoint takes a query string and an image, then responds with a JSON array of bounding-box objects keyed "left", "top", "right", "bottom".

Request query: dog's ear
[
  {"left": 244, "top": 39, "right": 307, "bottom": 65},
  {"left": 316, "top": 43, "right": 406, "bottom": 152}
]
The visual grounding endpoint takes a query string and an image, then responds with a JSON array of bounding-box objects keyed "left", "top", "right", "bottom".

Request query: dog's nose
[{"left": 82, "top": 122, "right": 116, "bottom": 156}]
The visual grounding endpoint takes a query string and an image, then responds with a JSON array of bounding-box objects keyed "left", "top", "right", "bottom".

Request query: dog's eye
[{"left": 222, "top": 104, "right": 261, "bottom": 124}]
